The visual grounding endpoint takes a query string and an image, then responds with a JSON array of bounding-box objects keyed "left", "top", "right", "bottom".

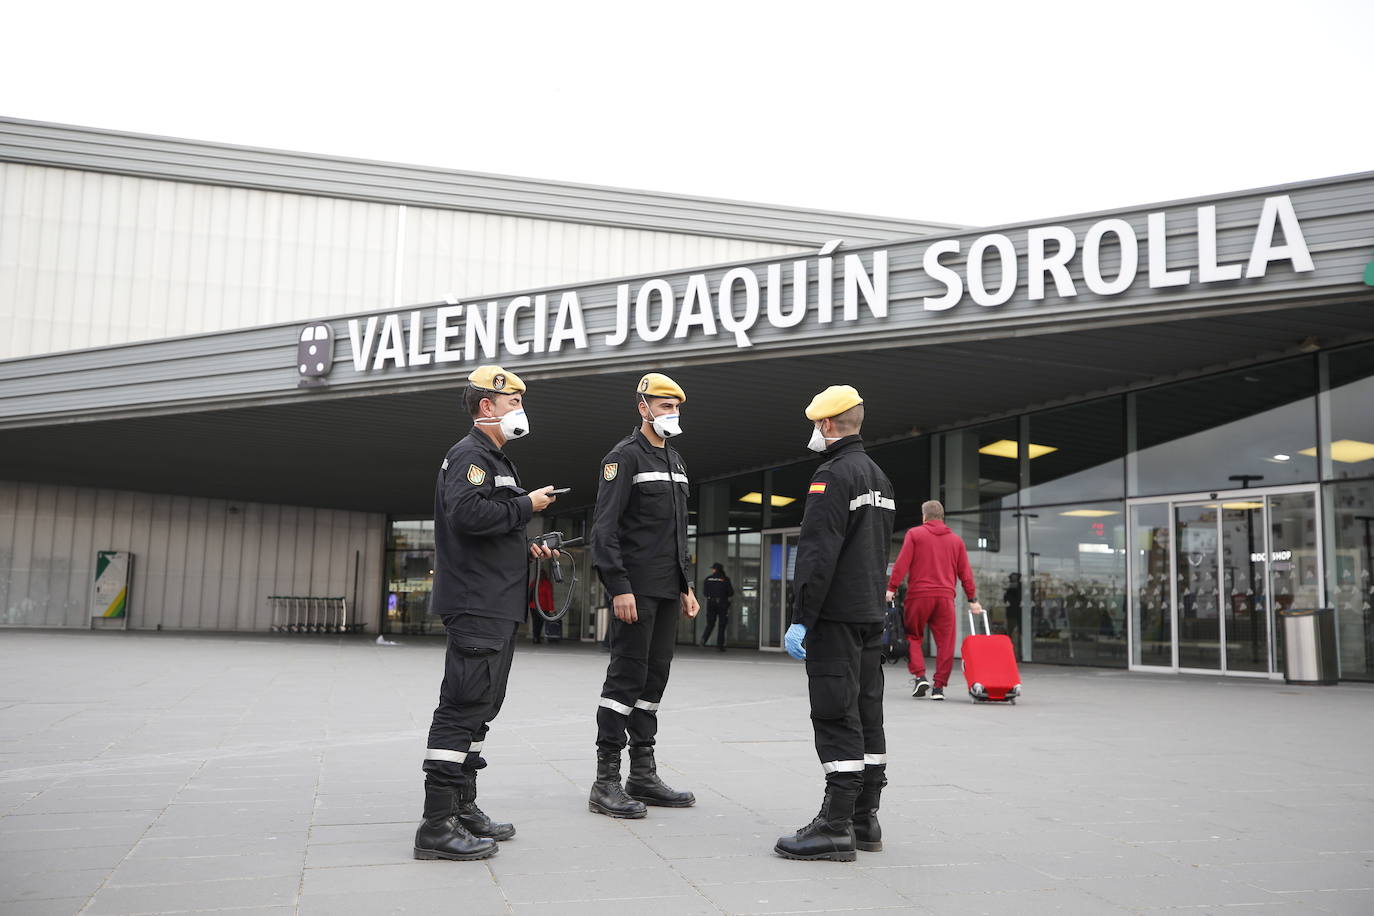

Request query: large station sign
[{"left": 302, "top": 194, "right": 1314, "bottom": 385}]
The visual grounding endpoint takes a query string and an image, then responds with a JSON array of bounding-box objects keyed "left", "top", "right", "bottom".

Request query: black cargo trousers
[
  {"left": 424, "top": 613, "right": 519, "bottom": 784},
  {"left": 806, "top": 618, "right": 887, "bottom": 792},
  {"left": 596, "top": 595, "right": 680, "bottom": 751}
]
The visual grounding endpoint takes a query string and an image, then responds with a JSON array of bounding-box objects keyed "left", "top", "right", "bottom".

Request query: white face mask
[
  {"left": 808, "top": 426, "right": 841, "bottom": 452},
  {"left": 641, "top": 397, "right": 683, "bottom": 439},
  {"left": 652, "top": 412, "right": 683, "bottom": 439},
  {"left": 477, "top": 408, "right": 530, "bottom": 440}
]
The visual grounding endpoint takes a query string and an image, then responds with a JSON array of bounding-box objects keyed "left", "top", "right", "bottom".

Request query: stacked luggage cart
[{"left": 268, "top": 595, "right": 364, "bottom": 634}]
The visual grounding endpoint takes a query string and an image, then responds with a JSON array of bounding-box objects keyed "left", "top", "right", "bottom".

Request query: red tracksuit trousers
[{"left": 904, "top": 595, "right": 956, "bottom": 687}]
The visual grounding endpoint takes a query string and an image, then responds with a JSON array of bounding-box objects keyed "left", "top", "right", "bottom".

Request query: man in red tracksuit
[{"left": 885, "top": 500, "right": 983, "bottom": 700}]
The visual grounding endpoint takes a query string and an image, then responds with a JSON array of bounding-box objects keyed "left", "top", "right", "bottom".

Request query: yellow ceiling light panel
[
  {"left": 978, "top": 439, "right": 1058, "bottom": 459},
  {"left": 1298, "top": 440, "right": 1374, "bottom": 464},
  {"left": 738, "top": 492, "right": 797, "bottom": 507},
  {"left": 1059, "top": 509, "right": 1120, "bottom": 517}
]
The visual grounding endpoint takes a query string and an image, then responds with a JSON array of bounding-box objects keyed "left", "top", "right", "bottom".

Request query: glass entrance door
[
  {"left": 759, "top": 529, "right": 800, "bottom": 651},
  {"left": 1127, "top": 486, "right": 1322, "bottom": 675}
]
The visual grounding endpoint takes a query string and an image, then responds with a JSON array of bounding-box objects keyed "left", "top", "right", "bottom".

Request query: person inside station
[
  {"left": 777, "top": 385, "right": 896, "bottom": 862},
  {"left": 413, "top": 365, "right": 559, "bottom": 862},
  {"left": 588, "top": 372, "right": 700, "bottom": 818},
  {"left": 700, "top": 562, "right": 734, "bottom": 651}
]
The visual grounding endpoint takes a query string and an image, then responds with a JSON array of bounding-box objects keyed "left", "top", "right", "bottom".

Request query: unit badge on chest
[
  {"left": 467, "top": 464, "right": 487, "bottom": 486},
  {"left": 603, "top": 463, "right": 619, "bottom": 481}
]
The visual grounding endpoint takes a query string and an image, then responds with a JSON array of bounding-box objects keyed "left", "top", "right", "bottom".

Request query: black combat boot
[
  {"left": 626, "top": 746, "right": 695, "bottom": 808},
  {"left": 457, "top": 769, "right": 515, "bottom": 841},
  {"left": 414, "top": 778, "right": 499, "bottom": 861},
  {"left": 774, "top": 786, "right": 858, "bottom": 862},
  {"left": 588, "top": 750, "right": 648, "bottom": 818},
  {"left": 853, "top": 768, "right": 887, "bottom": 852}
]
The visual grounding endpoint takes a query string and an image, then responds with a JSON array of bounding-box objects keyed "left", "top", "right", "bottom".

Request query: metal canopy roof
[
  {"left": 1, "top": 300, "right": 1370, "bottom": 516},
  {"left": 0, "top": 118, "right": 961, "bottom": 246}
]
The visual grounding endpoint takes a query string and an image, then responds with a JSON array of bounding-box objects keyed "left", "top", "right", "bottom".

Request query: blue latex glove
[{"left": 784, "top": 623, "right": 808, "bottom": 660}]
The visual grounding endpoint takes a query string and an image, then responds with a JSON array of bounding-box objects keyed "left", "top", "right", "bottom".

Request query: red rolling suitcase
[{"left": 960, "top": 610, "right": 1021, "bottom": 703}]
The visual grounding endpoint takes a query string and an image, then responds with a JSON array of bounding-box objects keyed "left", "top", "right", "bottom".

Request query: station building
[{"left": 2, "top": 117, "right": 1372, "bottom": 682}]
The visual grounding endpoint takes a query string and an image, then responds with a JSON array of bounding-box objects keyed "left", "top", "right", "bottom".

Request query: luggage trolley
[{"left": 268, "top": 595, "right": 360, "bottom": 633}]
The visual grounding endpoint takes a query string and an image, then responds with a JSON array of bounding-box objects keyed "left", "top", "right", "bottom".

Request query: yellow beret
[
  {"left": 637, "top": 372, "right": 686, "bottom": 404},
  {"left": 805, "top": 385, "right": 863, "bottom": 421},
  {"left": 467, "top": 365, "right": 526, "bottom": 394}
]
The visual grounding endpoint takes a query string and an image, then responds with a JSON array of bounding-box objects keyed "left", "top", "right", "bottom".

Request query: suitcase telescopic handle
[{"left": 968, "top": 608, "right": 990, "bottom": 636}]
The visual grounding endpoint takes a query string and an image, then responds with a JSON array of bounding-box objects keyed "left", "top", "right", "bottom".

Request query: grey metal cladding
[
  {"left": 0, "top": 117, "right": 962, "bottom": 245},
  {"left": 2, "top": 170, "right": 1372, "bottom": 429}
]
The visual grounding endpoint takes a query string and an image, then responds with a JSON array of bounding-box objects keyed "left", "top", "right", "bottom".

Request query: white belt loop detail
[
  {"left": 493, "top": 475, "right": 516, "bottom": 487},
  {"left": 632, "top": 471, "right": 689, "bottom": 486},
  {"left": 864, "top": 753, "right": 887, "bottom": 765},
  {"left": 633, "top": 699, "right": 660, "bottom": 712},
  {"left": 599, "top": 697, "right": 634, "bottom": 716},
  {"left": 848, "top": 490, "right": 895, "bottom": 512},
  {"left": 821, "top": 759, "right": 866, "bottom": 773},
  {"left": 424, "top": 748, "right": 467, "bottom": 762}
]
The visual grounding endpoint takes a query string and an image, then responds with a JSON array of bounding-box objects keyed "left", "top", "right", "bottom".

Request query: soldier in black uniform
[
  {"left": 700, "top": 562, "right": 734, "bottom": 651},
  {"left": 414, "top": 365, "right": 559, "bottom": 862},
  {"left": 775, "top": 385, "right": 896, "bottom": 862},
  {"left": 588, "top": 372, "right": 700, "bottom": 818}
]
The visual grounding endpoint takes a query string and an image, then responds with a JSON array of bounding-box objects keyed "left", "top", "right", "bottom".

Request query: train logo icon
[{"left": 297, "top": 324, "right": 335, "bottom": 388}]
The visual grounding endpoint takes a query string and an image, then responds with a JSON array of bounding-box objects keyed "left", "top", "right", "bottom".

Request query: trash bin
[{"left": 1279, "top": 607, "right": 1338, "bottom": 685}]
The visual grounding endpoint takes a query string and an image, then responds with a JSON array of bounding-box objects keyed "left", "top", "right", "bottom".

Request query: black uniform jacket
[
  {"left": 791, "top": 436, "right": 897, "bottom": 629},
  {"left": 591, "top": 428, "right": 691, "bottom": 600},
  {"left": 703, "top": 572, "right": 734, "bottom": 607},
  {"left": 428, "top": 428, "right": 534, "bottom": 621}
]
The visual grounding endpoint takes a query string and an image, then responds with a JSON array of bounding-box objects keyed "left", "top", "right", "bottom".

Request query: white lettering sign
[{"left": 336, "top": 196, "right": 1314, "bottom": 378}]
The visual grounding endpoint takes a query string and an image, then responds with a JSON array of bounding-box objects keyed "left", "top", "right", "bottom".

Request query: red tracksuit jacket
[{"left": 887, "top": 520, "right": 977, "bottom": 601}]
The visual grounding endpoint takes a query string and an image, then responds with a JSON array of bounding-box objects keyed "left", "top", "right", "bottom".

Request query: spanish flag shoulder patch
[{"left": 808, "top": 481, "right": 828, "bottom": 494}]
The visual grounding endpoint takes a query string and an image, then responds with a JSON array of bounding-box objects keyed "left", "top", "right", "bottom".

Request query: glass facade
[
  {"left": 380, "top": 341, "right": 1374, "bottom": 678},
  {"left": 1128, "top": 357, "right": 1319, "bottom": 497},
  {"left": 384, "top": 520, "right": 437, "bottom": 635}
]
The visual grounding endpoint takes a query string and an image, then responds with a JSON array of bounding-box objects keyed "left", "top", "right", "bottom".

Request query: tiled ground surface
[{"left": 2, "top": 629, "right": 1373, "bottom": 915}]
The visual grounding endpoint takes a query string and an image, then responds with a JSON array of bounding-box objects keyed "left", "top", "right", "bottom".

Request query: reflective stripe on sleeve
[
  {"left": 493, "top": 476, "right": 516, "bottom": 487},
  {"left": 632, "top": 471, "right": 689, "bottom": 486},
  {"left": 863, "top": 753, "right": 887, "bottom": 765},
  {"left": 849, "top": 491, "right": 896, "bottom": 512},
  {"left": 821, "top": 759, "right": 866, "bottom": 773},
  {"left": 599, "top": 697, "right": 634, "bottom": 716},
  {"left": 633, "top": 699, "right": 660, "bottom": 712},
  {"left": 425, "top": 748, "right": 467, "bottom": 762}
]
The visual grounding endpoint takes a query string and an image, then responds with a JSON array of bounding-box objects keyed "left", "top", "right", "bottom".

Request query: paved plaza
[{"left": 2, "top": 630, "right": 1373, "bottom": 915}]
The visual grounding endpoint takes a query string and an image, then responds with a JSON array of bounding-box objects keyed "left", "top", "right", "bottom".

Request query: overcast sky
[{"left": 6, "top": 0, "right": 1371, "bottom": 227}]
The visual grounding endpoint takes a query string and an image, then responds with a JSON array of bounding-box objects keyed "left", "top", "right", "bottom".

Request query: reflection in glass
[
  {"left": 1322, "top": 343, "right": 1374, "bottom": 481},
  {"left": 1020, "top": 506, "right": 1126, "bottom": 666},
  {"left": 384, "top": 520, "right": 436, "bottom": 636},
  {"left": 1175, "top": 504, "right": 1221, "bottom": 669},
  {"left": 1326, "top": 480, "right": 1374, "bottom": 680},
  {"left": 1025, "top": 399, "right": 1125, "bottom": 507},
  {"left": 1267, "top": 490, "right": 1320, "bottom": 673},
  {"left": 1130, "top": 503, "right": 1172, "bottom": 666},
  {"left": 1130, "top": 357, "right": 1318, "bottom": 497},
  {"left": 938, "top": 420, "right": 1020, "bottom": 513},
  {"left": 1221, "top": 503, "right": 1267, "bottom": 672},
  {"left": 760, "top": 531, "right": 799, "bottom": 649}
]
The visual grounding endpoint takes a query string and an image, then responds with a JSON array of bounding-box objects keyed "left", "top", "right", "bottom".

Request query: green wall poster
[{"left": 92, "top": 550, "right": 132, "bottom": 628}]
